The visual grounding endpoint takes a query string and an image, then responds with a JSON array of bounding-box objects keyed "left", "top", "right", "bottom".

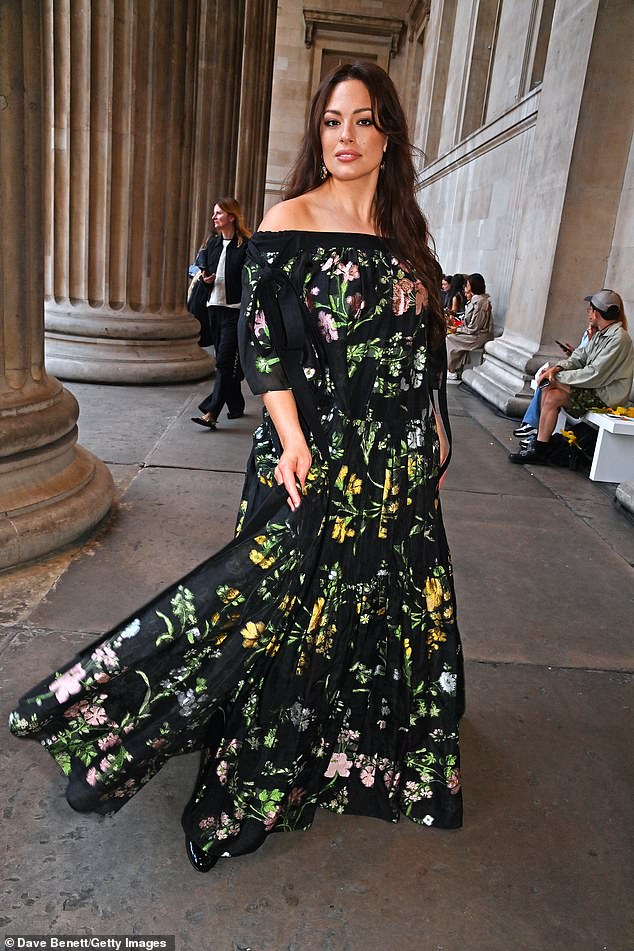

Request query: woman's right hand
[
  {"left": 202, "top": 271, "right": 215, "bottom": 284},
  {"left": 262, "top": 390, "right": 313, "bottom": 511},
  {"left": 274, "top": 439, "right": 312, "bottom": 512}
]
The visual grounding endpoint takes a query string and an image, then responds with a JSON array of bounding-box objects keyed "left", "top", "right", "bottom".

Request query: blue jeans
[{"left": 522, "top": 388, "right": 542, "bottom": 427}]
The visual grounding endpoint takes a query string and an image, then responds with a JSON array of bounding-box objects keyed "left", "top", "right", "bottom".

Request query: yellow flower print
[
  {"left": 425, "top": 577, "right": 443, "bottom": 612},
  {"left": 279, "top": 594, "right": 297, "bottom": 615},
  {"left": 254, "top": 535, "right": 267, "bottom": 545},
  {"left": 426, "top": 627, "right": 447, "bottom": 650},
  {"left": 241, "top": 621, "right": 266, "bottom": 649},
  {"left": 249, "top": 550, "right": 275, "bottom": 569},
  {"left": 223, "top": 587, "right": 240, "bottom": 603},
  {"left": 332, "top": 517, "right": 355, "bottom": 543},
  {"left": 259, "top": 475, "right": 273, "bottom": 487},
  {"left": 265, "top": 638, "right": 279, "bottom": 656},
  {"left": 308, "top": 597, "right": 325, "bottom": 632},
  {"left": 337, "top": 464, "right": 349, "bottom": 483},
  {"left": 404, "top": 638, "right": 412, "bottom": 660},
  {"left": 315, "top": 624, "right": 335, "bottom": 654},
  {"left": 346, "top": 473, "right": 362, "bottom": 496},
  {"left": 211, "top": 612, "right": 221, "bottom": 625}
]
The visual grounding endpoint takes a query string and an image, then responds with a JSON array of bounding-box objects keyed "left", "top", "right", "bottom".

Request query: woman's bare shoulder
[{"left": 258, "top": 195, "right": 317, "bottom": 233}]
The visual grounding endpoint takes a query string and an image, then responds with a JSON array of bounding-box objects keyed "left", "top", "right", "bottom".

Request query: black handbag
[{"left": 187, "top": 272, "right": 215, "bottom": 347}]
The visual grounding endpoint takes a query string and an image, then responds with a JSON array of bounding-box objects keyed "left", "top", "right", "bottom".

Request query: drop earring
[
  {"left": 379, "top": 159, "right": 386, "bottom": 174},
  {"left": 320, "top": 160, "right": 328, "bottom": 180}
]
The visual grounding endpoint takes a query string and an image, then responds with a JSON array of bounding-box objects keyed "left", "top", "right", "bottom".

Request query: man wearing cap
[{"left": 510, "top": 289, "right": 634, "bottom": 465}]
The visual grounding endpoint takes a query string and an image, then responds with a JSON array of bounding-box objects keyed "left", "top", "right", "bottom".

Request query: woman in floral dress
[{"left": 9, "top": 62, "right": 464, "bottom": 872}]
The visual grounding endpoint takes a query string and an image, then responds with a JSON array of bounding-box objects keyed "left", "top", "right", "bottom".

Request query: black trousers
[{"left": 199, "top": 306, "right": 245, "bottom": 420}]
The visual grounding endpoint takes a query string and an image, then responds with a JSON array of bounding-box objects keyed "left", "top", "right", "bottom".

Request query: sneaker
[
  {"left": 519, "top": 435, "right": 536, "bottom": 449},
  {"left": 513, "top": 423, "right": 537, "bottom": 437},
  {"left": 508, "top": 441, "right": 550, "bottom": 465}
]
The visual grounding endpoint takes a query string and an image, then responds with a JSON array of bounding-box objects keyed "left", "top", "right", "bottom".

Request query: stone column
[
  {"left": 43, "top": 0, "right": 213, "bottom": 383},
  {"left": 464, "top": 0, "right": 634, "bottom": 416},
  {"left": 0, "top": 0, "right": 114, "bottom": 571},
  {"left": 188, "top": 0, "right": 246, "bottom": 254},
  {"left": 234, "top": 0, "right": 278, "bottom": 231}
]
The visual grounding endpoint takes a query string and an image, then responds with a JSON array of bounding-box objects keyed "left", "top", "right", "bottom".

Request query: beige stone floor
[{"left": 1, "top": 379, "right": 632, "bottom": 951}]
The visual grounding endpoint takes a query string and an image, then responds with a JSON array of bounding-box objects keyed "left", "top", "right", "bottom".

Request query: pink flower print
[
  {"left": 92, "top": 645, "right": 118, "bottom": 670},
  {"left": 383, "top": 767, "right": 395, "bottom": 791},
  {"left": 98, "top": 733, "right": 120, "bottom": 751},
  {"left": 99, "top": 756, "right": 114, "bottom": 772},
  {"left": 86, "top": 767, "right": 99, "bottom": 787},
  {"left": 94, "top": 671, "right": 110, "bottom": 684},
  {"left": 359, "top": 762, "right": 376, "bottom": 787},
  {"left": 324, "top": 751, "right": 352, "bottom": 778},
  {"left": 49, "top": 663, "right": 86, "bottom": 704},
  {"left": 414, "top": 281, "right": 428, "bottom": 314},
  {"left": 150, "top": 737, "right": 166, "bottom": 749},
  {"left": 346, "top": 293, "right": 365, "bottom": 319},
  {"left": 337, "top": 261, "right": 360, "bottom": 282},
  {"left": 393, "top": 277, "right": 414, "bottom": 316},
  {"left": 317, "top": 311, "right": 339, "bottom": 342},
  {"left": 447, "top": 769, "right": 461, "bottom": 795},
  {"left": 253, "top": 309, "right": 267, "bottom": 338},
  {"left": 288, "top": 786, "right": 306, "bottom": 806},
  {"left": 264, "top": 808, "right": 280, "bottom": 831},
  {"left": 321, "top": 253, "right": 340, "bottom": 272},
  {"left": 83, "top": 703, "right": 109, "bottom": 726}
]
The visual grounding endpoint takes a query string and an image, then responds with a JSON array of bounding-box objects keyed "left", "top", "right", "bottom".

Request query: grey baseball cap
[{"left": 584, "top": 289, "right": 621, "bottom": 318}]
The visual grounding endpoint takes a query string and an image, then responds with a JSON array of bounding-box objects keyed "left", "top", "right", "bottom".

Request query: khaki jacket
[{"left": 556, "top": 321, "right": 634, "bottom": 407}]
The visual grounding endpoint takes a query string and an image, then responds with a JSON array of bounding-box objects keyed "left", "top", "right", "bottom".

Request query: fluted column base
[
  {"left": 615, "top": 481, "right": 634, "bottom": 516},
  {"left": 0, "top": 387, "right": 115, "bottom": 570},
  {"left": 462, "top": 335, "right": 550, "bottom": 418},
  {"left": 45, "top": 306, "right": 213, "bottom": 384}
]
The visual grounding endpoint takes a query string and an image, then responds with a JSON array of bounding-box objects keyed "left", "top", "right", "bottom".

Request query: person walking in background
[
  {"left": 9, "top": 62, "right": 464, "bottom": 874},
  {"left": 191, "top": 198, "right": 251, "bottom": 430},
  {"left": 446, "top": 273, "right": 493, "bottom": 381}
]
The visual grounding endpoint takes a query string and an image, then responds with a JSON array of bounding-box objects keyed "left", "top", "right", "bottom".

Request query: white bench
[{"left": 556, "top": 409, "right": 634, "bottom": 482}]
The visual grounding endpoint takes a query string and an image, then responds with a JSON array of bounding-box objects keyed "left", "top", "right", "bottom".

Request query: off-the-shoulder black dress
[{"left": 10, "top": 232, "right": 464, "bottom": 859}]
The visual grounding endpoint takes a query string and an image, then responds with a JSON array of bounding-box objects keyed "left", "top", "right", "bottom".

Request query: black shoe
[
  {"left": 519, "top": 435, "right": 536, "bottom": 449},
  {"left": 513, "top": 423, "right": 537, "bottom": 437},
  {"left": 509, "top": 441, "right": 550, "bottom": 465},
  {"left": 191, "top": 416, "right": 216, "bottom": 430},
  {"left": 186, "top": 836, "right": 219, "bottom": 873}
]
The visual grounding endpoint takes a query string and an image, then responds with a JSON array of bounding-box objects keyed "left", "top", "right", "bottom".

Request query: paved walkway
[{"left": 1, "top": 378, "right": 632, "bottom": 951}]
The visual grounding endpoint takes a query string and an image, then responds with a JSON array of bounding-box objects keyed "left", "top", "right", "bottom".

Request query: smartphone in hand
[{"left": 555, "top": 340, "right": 573, "bottom": 355}]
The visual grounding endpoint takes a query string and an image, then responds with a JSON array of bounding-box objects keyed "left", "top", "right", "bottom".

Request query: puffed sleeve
[{"left": 238, "top": 237, "right": 292, "bottom": 396}]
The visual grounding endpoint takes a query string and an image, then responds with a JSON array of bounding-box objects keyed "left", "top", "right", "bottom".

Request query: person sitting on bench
[{"left": 509, "top": 289, "right": 633, "bottom": 465}]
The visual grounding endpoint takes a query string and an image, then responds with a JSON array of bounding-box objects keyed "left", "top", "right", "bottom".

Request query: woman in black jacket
[{"left": 192, "top": 198, "right": 251, "bottom": 429}]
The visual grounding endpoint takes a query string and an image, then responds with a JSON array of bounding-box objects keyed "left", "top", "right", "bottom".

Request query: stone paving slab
[
  {"left": 68, "top": 383, "right": 206, "bottom": 466},
  {"left": 146, "top": 392, "right": 262, "bottom": 473},
  {"left": 443, "top": 491, "right": 634, "bottom": 671},
  {"left": 1, "top": 639, "right": 630, "bottom": 951},
  {"left": 443, "top": 416, "right": 551, "bottom": 497},
  {"left": 24, "top": 467, "right": 245, "bottom": 635}
]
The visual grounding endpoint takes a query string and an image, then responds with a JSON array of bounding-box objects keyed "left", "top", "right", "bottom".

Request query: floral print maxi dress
[{"left": 9, "top": 231, "right": 465, "bottom": 858}]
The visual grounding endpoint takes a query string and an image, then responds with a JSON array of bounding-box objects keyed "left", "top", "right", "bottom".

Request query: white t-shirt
[{"left": 208, "top": 239, "right": 239, "bottom": 309}]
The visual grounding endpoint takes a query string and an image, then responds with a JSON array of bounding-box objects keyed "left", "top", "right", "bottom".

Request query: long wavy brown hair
[
  {"left": 215, "top": 197, "right": 251, "bottom": 247},
  {"left": 283, "top": 62, "right": 445, "bottom": 347}
]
